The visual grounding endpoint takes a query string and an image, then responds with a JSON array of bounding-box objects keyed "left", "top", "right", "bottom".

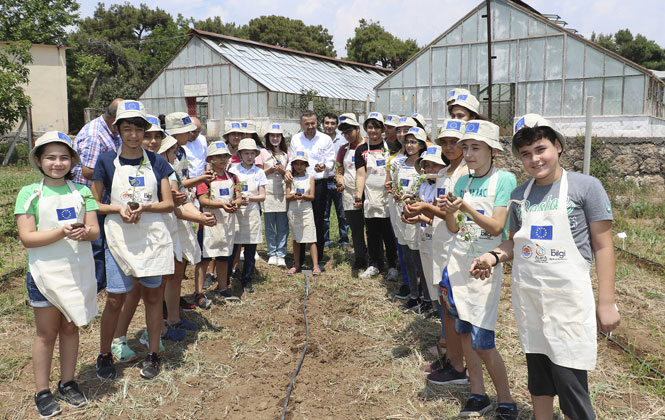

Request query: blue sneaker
[{"left": 168, "top": 318, "right": 199, "bottom": 331}]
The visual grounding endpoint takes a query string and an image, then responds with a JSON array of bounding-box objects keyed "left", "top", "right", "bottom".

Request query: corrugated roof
[{"left": 195, "top": 31, "right": 390, "bottom": 102}]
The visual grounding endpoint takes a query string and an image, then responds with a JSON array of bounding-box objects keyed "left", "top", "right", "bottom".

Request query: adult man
[
  {"left": 183, "top": 116, "right": 208, "bottom": 178},
  {"left": 321, "top": 113, "right": 349, "bottom": 247},
  {"left": 72, "top": 98, "right": 123, "bottom": 292},
  {"left": 286, "top": 110, "right": 334, "bottom": 271}
]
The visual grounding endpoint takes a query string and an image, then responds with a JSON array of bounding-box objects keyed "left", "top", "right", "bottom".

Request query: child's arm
[
  {"left": 470, "top": 233, "right": 516, "bottom": 280},
  {"left": 249, "top": 185, "right": 265, "bottom": 203},
  {"left": 304, "top": 177, "right": 315, "bottom": 201},
  {"left": 170, "top": 180, "right": 187, "bottom": 207},
  {"left": 82, "top": 209, "right": 100, "bottom": 242},
  {"left": 354, "top": 166, "right": 366, "bottom": 208},
  {"left": 16, "top": 214, "right": 67, "bottom": 248},
  {"left": 182, "top": 169, "right": 216, "bottom": 189},
  {"left": 285, "top": 182, "right": 295, "bottom": 201},
  {"left": 175, "top": 202, "right": 216, "bottom": 226},
  {"left": 590, "top": 220, "right": 620, "bottom": 332}
]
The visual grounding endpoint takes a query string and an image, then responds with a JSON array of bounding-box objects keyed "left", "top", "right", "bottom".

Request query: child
[
  {"left": 196, "top": 141, "right": 242, "bottom": 306},
  {"left": 142, "top": 114, "right": 165, "bottom": 153},
  {"left": 165, "top": 112, "right": 215, "bottom": 189},
  {"left": 439, "top": 119, "right": 517, "bottom": 419},
  {"left": 471, "top": 114, "right": 620, "bottom": 420},
  {"left": 16, "top": 131, "right": 100, "bottom": 417},
  {"left": 229, "top": 138, "right": 266, "bottom": 293},
  {"left": 394, "top": 127, "right": 429, "bottom": 312},
  {"left": 262, "top": 123, "right": 289, "bottom": 267},
  {"left": 286, "top": 151, "right": 320, "bottom": 274},
  {"left": 91, "top": 100, "right": 174, "bottom": 381}
]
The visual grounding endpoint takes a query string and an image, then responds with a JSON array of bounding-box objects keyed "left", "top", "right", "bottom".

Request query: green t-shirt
[
  {"left": 15, "top": 182, "right": 99, "bottom": 228},
  {"left": 454, "top": 169, "right": 517, "bottom": 240}
]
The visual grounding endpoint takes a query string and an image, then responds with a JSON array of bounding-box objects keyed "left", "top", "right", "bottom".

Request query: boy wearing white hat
[
  {"left": 16, "top": 131, "right": 100, "bottom": 417},
  {"left": 91, "top": 100, "right": 175, "bottom": 381},
  {"left": 471, "top": 114, "right": 619, "bottom": 420},
  {"left": 229, "top": 138, "right": 267, "bottom": 293},
  {"left": 439, "top": 120, "right": 518, "bottom": 418},
  {"left": 165, "top": 112, "right": 215, "bottom": 190}
]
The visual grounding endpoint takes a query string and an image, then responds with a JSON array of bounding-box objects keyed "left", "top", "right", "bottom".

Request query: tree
[
  {"left": 591, "top": 29, "right": 665, "bottom": 70},
  {"left": 193, "top": 16, "right": 246, "bottom": 38},
  {"left": 0, "top": 0, "right": 80, "bottom": 45},
  {"left": 245, "top": 16, "right": 335, "bottom": 57},
  {"left": 297, "top": 89, "right": 337, "bottom": 125},
  {"left": 345, "top": 19, "right": 419, "bottom": 68},
  {"left": 0, "top": 41, "right": 33, "bottom": 136}
]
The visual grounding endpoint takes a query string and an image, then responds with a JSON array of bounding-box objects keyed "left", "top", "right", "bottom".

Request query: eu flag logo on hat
[
  {"left": 530, "top": 225, "right": 553, "bottom": 240},
  {"left": 369, "top": 112, "right": 379, "bottom": 118},
  {"left": 339, "top": 116, "right": 347, "bottom": 121},
  {"left": 57, "top": 132, "right": 72, "bottom": 145},
  {"left": 399, "top": 117, "right": 408, "bottom": 122},
  {"left": 427, "top": 146, "right": 437, "bottom": 154},
  {"left": 449, "top": 90, "right": 456, "bottom": 97},
  {"left": 124, "top": 101, "right": 140, "bottom": 110},
  {"left": 515, "top": 117, "right": 525, "bottom": 131},
  {"left": 147, "top": 116, "right": 159, "bottom": 126},
  {"left": 129, "top": 176, "right": 145, "bottom": 187},
  {"left": 241, "top": 122, "right": 248, "bottom": 127},
  {"left": 56, "top": 207, "right": 76, "bottom": 221},
  {"left": 446, "top": 120, "right": 461, "bottom": 130},
  {"left": 231, "top": 122, "right": 240, "bottom": 128},
  {"left": 296, "top": 151, "right": 305, "bottom": 157},
  {"left": 272, "top": 124, "right": 280, "bottom": 129},
  {"left": 386, "top": 116, "right": 394, "bottom": 121},
  {"left": 465, "top": 122, "right": 480, "bottom": 133},
  {"left": 220, "top": 188, "right": 230, "bottom": 196},
  {"left": 408, "top": 127, "right": 420, "bottom": 133},
  {"left": 457, "top": 94, "right": 468, "bottom": 101},
  {"left": 215, "top": 142, "right": 227, "bottom": 149},
  {"left": 182, "top": 116, "right": 192, "bottom": 125}
]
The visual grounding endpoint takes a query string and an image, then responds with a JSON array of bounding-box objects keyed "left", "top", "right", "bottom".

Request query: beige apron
[
  {"left": 388, "top": 153, "right": 407, "bottom": 243},
  {"left": 264, "top": 152, "right": 287, "bottom": 213},
  {"left": 512, "top": 170, "right": 597, "bottom": 370},
  {"left": 447, "top": 169, "right": 503, "bottom": 330},
  {"left": 341, "top": 146, "right": 358, "bottom": 212},
  {"left": 396, "top": 163, "right": 420, "bottom": 249},
  {"left": 163, "top": 211, "right": 183, "bottom": 262},
  {"left": 431, "top": 161, "right": 467, "bottom": 292},
  {"left": 234, "top": 166, "right": 262, "bottom": 244},
  {"left": 363, "top": 141, "right": 389, "bottom": 218},
  {"left": 26, "top": 180, "right": 98, "bottom": 326},
  {"left": 202, "top": 175, "right": 237, "bottom": 257},
  {"left": 176, "top": 218, "right": 201, "bottom": 264},
  {"left": 288, "top": 176, "right": 316, "bottom": 243},
  {"left": 418, "top": 181, "right": 437, "bottom": 301},
  {"left": 104, "top": 148, "right": 174, "bottom": 277}
]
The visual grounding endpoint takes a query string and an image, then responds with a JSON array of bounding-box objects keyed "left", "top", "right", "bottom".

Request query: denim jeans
[
  {"left": 323, "top": 178, "right": 349, "bottom": 243},
  {"left": 264, "top": 211, "right": 289, "bottom": 257}
]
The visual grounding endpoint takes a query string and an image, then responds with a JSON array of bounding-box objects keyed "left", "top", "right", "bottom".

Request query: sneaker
[
  {"left": 168, "top": 318, "right": 199, "bottom": 331},
  {"left": 402, "top": 297, "right": 421, "bottom": 313},
  {"left": 244, "top": 283, "right": 255, "bottom": 293},
  {"left": 140, "top": 352, "right": 161, "bottom": 380},
  {"left": 203, "top": 273, "right": 216, "bottom": 290},
  {"left": 56, "top": 380, "right": 87, "bottom": 407},
  {"left": 277, "top": 257, "right": 287, "bottom": 267},
  {"left": 325, "top": 240, "right": 333, "bottom": 247},
  {"left": 459, "top": 394, "right": 492, "bottom": 417},
  {"left": 231, "top": 269, "right": 241, "bottom": 280},
  {"left": 34, "top": 389, "right": 62, "bottom": 418},
  {"left": 213, "top": 289, "right": 241, "bottom": 301},
  {"left": 195, "top": 293, "right": 211, "bottom": 309},
  {"left": 317, "top": 264, "right": 326, "bottom": 273},
  {"left": 386, "top": 267, "right": 399, "bottom": 281},
  {"left": 268, "top": 256, "right": 277, "bottom": 265},
  {"left": 111, "top": 336, "right": 137, "bottom": 363},
  {"left": 239, "top": 250, "right": 245, "bottom": 261},
  {"left": 95, "top": 352, "right": 117, "bottom": 380},
  {"left": 139, "top": 329, "right": 168, "bottom": 353},
  {"left": 359, "top": 266, "right": 380, "bottom": 279},
  {"left": 496, "top": 403, "right": 518, "bottom": 420},
  {"left": 255, "top": 251, "right": 261, "bottom": 261},
  {"left": 394, "top": 284, "right": 410, "bottom": 300},
  {"left": 420, "top": 300, "right": 434, "bottom": 315},
  {"left": 179, "top": 297, "right": 196, "bottom": 311},
  {"left": 427, "top": 360, "right": 469, "bottom": 385}
]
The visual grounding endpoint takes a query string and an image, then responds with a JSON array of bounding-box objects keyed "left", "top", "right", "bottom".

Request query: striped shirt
[{"left": 72, "top": 116, "right": 121, "bottom": 187}]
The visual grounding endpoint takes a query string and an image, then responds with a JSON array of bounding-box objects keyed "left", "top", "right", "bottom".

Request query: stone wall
[{"left": 493, "top": 137, "right": 665, "bottom": 190}]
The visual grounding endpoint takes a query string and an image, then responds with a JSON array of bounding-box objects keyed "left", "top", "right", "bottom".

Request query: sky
[{"left": 78, "top": 0, "right": 665, "bottom": 58}]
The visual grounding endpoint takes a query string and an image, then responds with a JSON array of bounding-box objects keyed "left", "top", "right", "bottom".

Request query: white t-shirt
[
  {"left": 287, "top": 130, "right": 334, "bottom": 181},
  {"left": 229, "top": 164, "right": 267, "bottom": 192},
  {"left": 183, "top": 134, "right": 208, "bottom": 178}
]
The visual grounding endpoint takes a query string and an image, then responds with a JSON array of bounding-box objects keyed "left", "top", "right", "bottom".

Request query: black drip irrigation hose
[
  {"left": 614, "top": 245, "right": 665, "bottom": 273},
  {"left": 600, "top": 331, "right": 665, "bottom": 379},
  {"left": 280, "top": 271, "right": 311, "bottom": 420},
  {"left": 0, "top": 267, "right": 25, "bottom": 286}
]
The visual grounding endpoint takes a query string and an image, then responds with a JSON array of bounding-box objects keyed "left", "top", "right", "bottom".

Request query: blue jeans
[
  {"left": 264, "top": 211, "right": 289, "bottom": 257},
  {"left": 323, "top": 179, "right": 349, "bottom": 243}
]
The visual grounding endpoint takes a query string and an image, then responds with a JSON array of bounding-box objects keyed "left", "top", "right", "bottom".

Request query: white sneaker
[
  {"left": 386, "top": 267, "right": 399, "bottom": 281},
  {"left": 255, "top": 251, "right": 261, "bottom": 261},
  {"left": 359, "top": 266, "right": 380, "bottom": 279},
  {"left": 277, "top": 257, "right": 286, "bottom": 267},
  {"left": 268, "top": 256, "right": 277, "bottom": 265},
  {"left": 239, "top": 249, "right": 245, "bottom": 261}
]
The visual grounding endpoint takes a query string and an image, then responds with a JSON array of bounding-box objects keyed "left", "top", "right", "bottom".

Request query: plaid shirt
[{"left": 72, "top": 116, "right": 121, "bottom": 186}]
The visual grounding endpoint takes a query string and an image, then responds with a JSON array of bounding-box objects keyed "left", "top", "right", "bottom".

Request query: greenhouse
[{"left": 374, "top": 0, "right": 665, "bottom": 137}]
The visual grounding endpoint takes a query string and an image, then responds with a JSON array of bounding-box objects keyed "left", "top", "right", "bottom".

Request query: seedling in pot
[
  {"left": 455, "top": 212, "right": 491, "bottom": 270},
  {"left": 127, "top": 158, "right": 148, "bottom": 210},
  {"left": 70, "top": 191, "right": 93, "bottom": 229}
]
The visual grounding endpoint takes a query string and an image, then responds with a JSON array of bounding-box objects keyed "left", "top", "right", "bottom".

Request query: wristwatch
[{"left": 488, "top": 251, "right": 500, "bottom": 267}]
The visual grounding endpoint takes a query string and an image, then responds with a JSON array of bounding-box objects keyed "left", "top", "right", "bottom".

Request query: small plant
[
  {"left": 69, "top": 192, "right": 93, "bottom": 229},
  {"left": 455, "top": 211, "right": 491, "bottom": 270},
  {"left": 127, "top": 158, "right": 148, "bottom": 210},
  {"left": 232, "top": 180, "right": 247, "bottom": 203}
]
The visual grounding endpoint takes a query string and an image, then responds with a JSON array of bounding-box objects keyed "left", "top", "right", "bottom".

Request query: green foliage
[
  {"left": 0, "top": 0, "right": 79, "bottom": 45},
  {"left": 0, "top": 41, "right": 33, "bottom": 137},
  {"left": 297, "top": 90, "right": 338, "bottom": 125},
  {"left": 193, "top": 16, "right": 246, "bottom": 38},
  {"left": 591, "top": 29, "right": 665, "bottom": 70},
  {"left": 345, "top": 19, "right": 419, "bottom": 68},
  {"left": 245, "top": 16, "right": 335, "bottom": 57}
]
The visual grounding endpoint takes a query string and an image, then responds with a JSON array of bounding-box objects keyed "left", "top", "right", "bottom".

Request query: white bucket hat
[
  {"left": 437, "top": 119, "right": 466, "bottom": 142},
  {"left": 207, "top": 141, "right": 231, "bottom": 158},
  {"left": 30, "top": 131, "right": 80, "bottom": 170},
  {"left": 338, "top": 113, "right": 360, "bottom": 128},
  {"left": 419, "top": 145, "right": 446, "bottom": 169},
  {"left": 114, "top": 100, "right": 149, "bottom": 126},
  {"left": 237, "top": 138, "right": 259, "bottom": 152},
  {"left": 241, "top": 121, "right": 258, "bottom": 135},
  {"left": 447, "top": 88, "right": 472, "bottom": 105},
  {"left": 224, "top": 121, "right": 244, "bottom": 137},
  {"left": 291, "top": 150, "right": 309, "bottom": 166},
  {"left": 513, "top": 113, "right": 566, "bottom": 157},
  {"left": 165, "top": 112, "right": 196, "bottom": 135},
  {"left": 405, "top": 127, "right": 427, "bottom": 143},
  {"left": 459, "top": 120, "right": 503, "bottom": 151},
  {"left": 449, "top": 93, "right": 480, "bottom": 115},
  {"left": 157, "top": 135, "right": 178, "bottom": 155},
  {"left": 384, "top": 114, "right": 401, "bottom": 127},
  {"left": 411, "top": 113, "right": 426, "bottom": 130},
  {"left": 145, "top": 114, "right": 164, "bottom": 133},
  {"left": 396, "top": 116, "right": 417, "bottom": 128},
  {"left": 363, "top": 111, "right": 384, "bottom": 129},
  {"left": 265, "top": 123, "right": 284, "bottom": 135}
]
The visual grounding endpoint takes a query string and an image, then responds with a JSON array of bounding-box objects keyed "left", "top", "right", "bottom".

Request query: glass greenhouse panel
[
  {"left": 602, "top": 77, "right": 623, "bottom": 115},
  {"left": 404, "top": 88, "right": 416, "bottom": 113},
  {"left": 527, "top": 38, "right": 545, "bottom": 81},
  {"left": 623, "top": 75, "right": 645, "bottom": 115},
  {"left": 470, "top": 45, "right": 479, "bottom": 84},
  {"left": 493, "top": 1, "right": 510, "bottom": 40},
  {"left": 432, "top": 48, "right": 447, "bottom": 86},
  {"left": 519, "top": 40, "right": 528, "bottom": 82},
  {"left": 477, "top": 46, "right": 488, "bottom": 84},
  {"left": 585, "top": 46, "right": 604, "bottom": 78},
  {"left": 544, "top": 81, "right": 562, "bottom": 116},
  {"left": 448, "top": 25, "right": 462, "bottom": 44},
  {"left": 526, "top": 82, "right": 544, "bottom": 114},
  {"left": 493, "top": 42, "right": 511, "bottom": 83},
  {"left": 545, "top": 36, "right": 563, "bottom": 80},
  {"left": 462, "top": 14, "right": 478, "bottom": 43},
  {"left": 390, "top": 89, "right": 403, "bottom": 114},
  {"left": 511, "top": 8, "right": 528, "bottom": 38},
  {"left": 564, "top": 80, "right": 584, "bottom": 116},
  {"left": 517, "top": 83, "right": 527, "bottom": 116},
  {"left": 462, "top": 46, "right": 470, "bottom": 84},
  {"left": 528, "top": 17, "right": 547, "bottom": 36},
  {"left": 447, "top": 46, "right": 462, "bottom": 85},
  {"left": 417, "top": 88, "right": 430, "bottom": 115},
  {"left": 376, "top": 91, "right": 389, "bottom": 113},
  {"left": 417, "top": 52, "right": 430, "bottom": 86},
  {"left": 584, "top": 79, "right": 603, "bottom": 113},
  {"left": 565, "top": 37, "right": 584, "bottom": 79},
  {"left": 604, "top": 56, "right": 623, "bottom": 77},
  {"left": 403, "top": 60, "right": 416, "bottom": 87}
]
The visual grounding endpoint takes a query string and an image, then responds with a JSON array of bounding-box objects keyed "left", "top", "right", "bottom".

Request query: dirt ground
[{"left": 0, "top": 245, "right": 664, "bottom": 419}]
